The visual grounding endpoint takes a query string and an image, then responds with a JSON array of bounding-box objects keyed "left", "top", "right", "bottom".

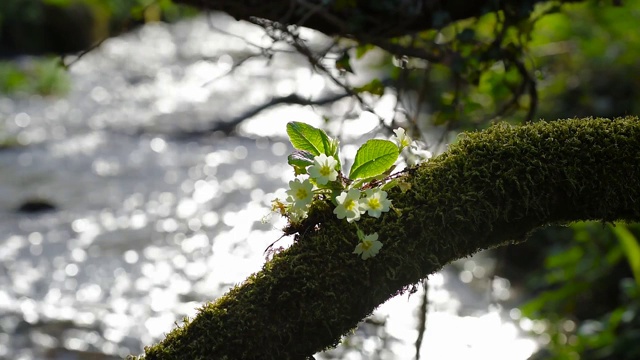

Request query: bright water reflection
[{"left": 0, "top": 13, "right": 536, "bottom": 360}]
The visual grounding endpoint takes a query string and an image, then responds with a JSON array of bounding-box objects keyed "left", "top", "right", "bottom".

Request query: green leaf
[
  {"left": 287, "top": 150, "right": 315, "bottom": 175},
  {"left": 288, "top": 150, "right": 315, "bottom": 167},
  {"left": 355, "top": 44, "right": 375, "bottom": 59},
  {"left": 335, "top": 52, "right": 354, "bottom": 74},
  {"left": 328, "top": 137, "right": 341, "bottom": 170},
  {"left": 286, "top": 122, "right": 341, "bottom": 171},
  {"left": 286, "top": 122, "right": 333, "bottom": 157},
  {"left": 349, "top": 139, "right": 399, "bottom": 180},
  {"left": 291, "top": 166, "right": 306, "bottom": 176},
  {"left": 544, "top": 246, "right": 584, "bottom": 269},
  {"left": 381, "top": 178, "right": 399, "bottom": 192},
  {"left": 611, "top": 224, "right": 640, "bottom": 286},
  {"left": 354, "top": 78, "right": 385, "bottom": 96},
  {"left": 332, "top": 0, "right": 357, "bottom": 11},
  {"left": 456, "top": 28, "right": 476, "bottom": 42},
  {"left": 350, "top": 165, "right": 396, "bottom": 189},
  {"left": 432, "top": 111, "right": 451, "bottom": 126}
]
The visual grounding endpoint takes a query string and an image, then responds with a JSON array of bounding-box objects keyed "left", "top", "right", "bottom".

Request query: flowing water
[{"left": 0, "top": 13, "right": 537, "bottom": 360}]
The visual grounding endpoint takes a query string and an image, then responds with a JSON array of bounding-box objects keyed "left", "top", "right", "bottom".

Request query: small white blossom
[
  {"left": 407, "top": 143, "right": 432, "bottom": 166},
  {"left": 353, "top": 233, "right": 383, "bottom": 260},
  {"left": 288, "top": 206, "right": 308, "bottom": 223},
  {"left": 307, "top": 154, "right": 339, "bottom": 185},
  {"left": 361, "top": 188, "right": 391, "bottom": 218},
  {"left": 392, "top": 128, "right": 412, "bottom": 150},
  {"left": 333, "top": 189, "right": 363, "bottom": 223},
  {"left": 286, "top": 178, "right": 314, "bottom": 210}
]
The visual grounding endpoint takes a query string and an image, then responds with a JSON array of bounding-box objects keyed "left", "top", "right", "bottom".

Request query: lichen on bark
[{"left": 132, "top": 117, "right": 640, "bottom": 360}]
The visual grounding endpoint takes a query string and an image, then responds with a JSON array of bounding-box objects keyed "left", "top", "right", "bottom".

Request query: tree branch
[
  {"left": 174, "top": 92, "right": 351, "bottom": 137},
  {"left": 174, "top": 0, "right": 584, "bottom": 39},
  {"left": 131, "top": 117, "right": 640, "bottom": 360}
]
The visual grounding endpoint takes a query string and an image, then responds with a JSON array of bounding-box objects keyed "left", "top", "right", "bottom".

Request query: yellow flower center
[
  {"left": 367, "top": 198, "right": 381, "bottom": 209},
  {"left": 361, "top": 240, "right": 372, "bottom": 250},
  {"left": 344, "top": 199, "right": 356, "bottom": 211},
  {"left": 295, "top": 188, "right": 308, "bottom": 200},
  {"left": 320, "top": 165, "right": 331, "bottom": 176}
]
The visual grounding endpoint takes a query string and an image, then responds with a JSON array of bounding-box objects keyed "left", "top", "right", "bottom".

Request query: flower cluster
[
  {"left": 333, "top": 188, "right": 392, "bottom": 223},
  {"left": 277, "top": 122, "right": 422, "bottom": 260}
]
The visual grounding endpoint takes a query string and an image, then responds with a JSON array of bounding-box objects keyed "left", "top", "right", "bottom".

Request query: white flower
[
  {"left": 333, "top": 189, "right": 363, "bottom": 223},
  {"left": 392, "top": 128, "right": 412, "bottom": 150},
  {"left": 307, "top": 154, "right": 339, "bottom": 185},
  {"left": 407, "top": 143, "right": 432, "bottom": 166},
  {"left": 361, "top": 188, "right": 391, "bottom": 218},
  {"left": 353, "top": 233, "right": 383, "bottom": 260},
  {"left": 286, "top": 178, "right": 314, "bottom": 210},
  {"left": 288, "top": 206, "right": 308, "bottom": 223}
]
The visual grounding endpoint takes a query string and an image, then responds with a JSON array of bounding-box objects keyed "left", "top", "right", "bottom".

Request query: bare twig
[
  {"left": 174, "top": 92, "right": 351, "bottom": 138},
  {"left": 61, "top": 37, "right": 109, "bottom": 69},
  {"left": 414, "top": 280, "right": 429, "bottom": 360}
]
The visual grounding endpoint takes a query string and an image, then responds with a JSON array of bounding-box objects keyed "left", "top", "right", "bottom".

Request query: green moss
[{"left": 132, "top": 117, "right": 640, "bottom": 360}]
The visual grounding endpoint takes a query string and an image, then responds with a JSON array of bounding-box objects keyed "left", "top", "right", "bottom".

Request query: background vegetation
[{"left": 0, "top": 0, "right": 195, "bottom": 94}]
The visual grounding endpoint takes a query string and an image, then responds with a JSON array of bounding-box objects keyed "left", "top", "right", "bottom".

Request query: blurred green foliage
[
  {"left": 344, "top": 0, "right": 639, "bottom": 133},
  {"left": 531, "top": 0, "right": 640, "bottom": 120},
  {"left": 0, "top": 58, "right": 69, "bottom": 95},
  {"left": 512, "top": 223, "right": 640, "bottom": 360},
  {"left": 345, "top": 5, "right": 559, "bottom": 130},
  {"left": 0, "top": 0, "right": 195, "bottom": 95},
  {"left": 39, "top": 0, "right": 196, "bottom": 30}
]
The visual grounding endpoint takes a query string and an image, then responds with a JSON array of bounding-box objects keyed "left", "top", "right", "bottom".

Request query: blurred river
[{"left": 0, "top": 14, "right": 537, "bottom": 360}]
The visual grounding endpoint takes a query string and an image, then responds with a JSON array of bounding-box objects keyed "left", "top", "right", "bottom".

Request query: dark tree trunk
[
  {"left": 132, "top": 117, "right": 640, "bottom": 360},
  {"left": 175, "top": 0, "right": 582, "bottom": 38}
]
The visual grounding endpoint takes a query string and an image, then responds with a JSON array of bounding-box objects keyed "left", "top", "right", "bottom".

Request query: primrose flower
[
  {"left": 333, "top": 189, "right": 363, "bottom": 223},
  {"left": 361, "top": 188, "right": 391, "bottom": 218},
  {"left": 286, "top": 178, "right": 314, "bottom": 210},
  {"left": 288, "top": 206, "right": 308, "bottom": 223},
  {"left": 307, "top": 154, "right": 339, "bottom": 185},
  {"left": 407, "top": 146, "right": 433, "bottom": 166},
  {"left": 392, "top": 128, "right": 412, "bottom": 150},
  {"left": 353, "top": 233, "right": 383, "bottom": 260}
]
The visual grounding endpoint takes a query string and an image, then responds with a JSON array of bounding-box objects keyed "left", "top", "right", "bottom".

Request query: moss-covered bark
[{"left": 133, "top": 117, "right": 640, "bottom": 360}]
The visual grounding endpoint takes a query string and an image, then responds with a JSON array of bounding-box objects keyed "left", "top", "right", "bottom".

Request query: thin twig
[
  {"left": 414, "top": 280, "right": 429, "bottom": 360},
  {"left": 61, "top": 37, "right": 109, "bottom": 69},
  {"left": 174, "top": 92, "right": 351, "bottom": 138}
]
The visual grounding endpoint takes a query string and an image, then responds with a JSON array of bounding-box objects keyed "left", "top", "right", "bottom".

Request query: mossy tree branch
[{"left": 135, "top": 117, "right": 640, "bottom": 360}]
